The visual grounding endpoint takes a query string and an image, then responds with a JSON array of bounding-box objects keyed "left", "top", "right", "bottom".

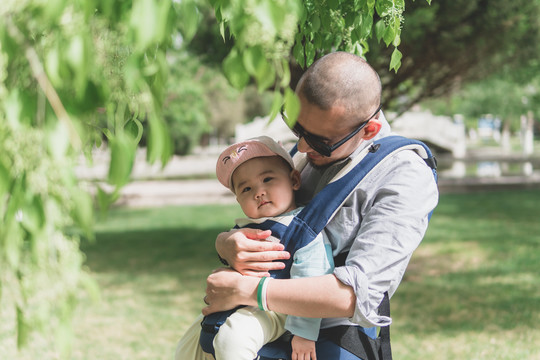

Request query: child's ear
[
  {"left": 290, "top": 169, "right": 301, "bottom": 190},
  {"left": 361, "top": 119, "right": 382, "bottom": 140}
]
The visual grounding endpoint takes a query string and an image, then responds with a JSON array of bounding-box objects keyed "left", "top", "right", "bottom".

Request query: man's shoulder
[{"left": 355, "top": 145, "right": 436, "bottom": 191}]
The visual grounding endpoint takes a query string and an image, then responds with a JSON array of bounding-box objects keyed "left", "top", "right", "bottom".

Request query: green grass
[
  {"left": 392, "top": 190, "right": 540, "bottom": 359},
  {"left": 2, "top": 190, "right": 539, "bottom": 359}
]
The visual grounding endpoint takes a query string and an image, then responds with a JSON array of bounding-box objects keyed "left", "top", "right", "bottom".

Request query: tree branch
[{"left": 6, "top": 16, "right": 81, "bottom": 150}]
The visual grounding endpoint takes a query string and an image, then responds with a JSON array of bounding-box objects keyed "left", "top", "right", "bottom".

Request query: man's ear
[
  {"left": 362, "top": 119, "right": 382, "bottom": 140},
  {"left": 290, "top": 169, "right": 301, "bottom": 190}
]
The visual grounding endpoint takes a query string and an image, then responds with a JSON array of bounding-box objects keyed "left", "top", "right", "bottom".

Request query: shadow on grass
[
  {"left": 81, "top": 204, "right": 245, "bottom": 276},
  {"left": 81, "top": 227, "right": 225, "bottom": 276}
]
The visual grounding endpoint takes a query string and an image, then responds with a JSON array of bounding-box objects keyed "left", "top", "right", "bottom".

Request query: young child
[{"left": 209, "top": 136, "right": 334, "bottom": 360}]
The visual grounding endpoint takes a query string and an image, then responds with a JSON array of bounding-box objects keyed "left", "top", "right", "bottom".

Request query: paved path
[
  {"left": 78, "top": 147, "right": 540, "bottom": 208},
  {"left": 78, "top": 147, "right": 238, "bottom": 207},
  {"left": 114, "top": 179, "right": 235, "bottom": 208}
]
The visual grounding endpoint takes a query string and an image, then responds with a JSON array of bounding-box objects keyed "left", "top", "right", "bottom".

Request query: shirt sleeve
[
  {"left": 285, "top": 233, "right": 334, "bottom": 340},
  {"left": 332, "top": 150, "right": 439, "bottom": 327}
]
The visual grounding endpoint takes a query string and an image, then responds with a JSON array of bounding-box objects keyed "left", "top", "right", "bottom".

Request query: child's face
[{"left": 232, "top": 156, "right": 300, "bottom": 219}]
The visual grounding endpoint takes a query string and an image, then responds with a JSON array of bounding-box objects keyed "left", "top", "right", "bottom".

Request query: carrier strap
[{"left": 378, "top": 293, "right": 392, "bottom": 360}]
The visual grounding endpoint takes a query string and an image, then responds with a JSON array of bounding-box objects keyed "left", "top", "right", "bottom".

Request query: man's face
[{"left": 295, "top": 95, "right": 365, "bottom": 168}]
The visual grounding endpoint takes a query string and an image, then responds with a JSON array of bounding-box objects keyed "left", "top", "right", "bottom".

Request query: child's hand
[{"left": 291, "top": 335, "right": 317, "bottom": 360}]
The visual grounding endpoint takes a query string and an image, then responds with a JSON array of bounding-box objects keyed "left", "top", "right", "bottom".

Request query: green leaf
[
  {"left": 156, "top": 0, "right": 172, "bottom": 43},
  {"left": 243, "top": 47, "right": 276, "bottom": 92},
  {"left": 124, "top": 55, "right": 143, "bottom": 91},
  {"left": 283, "top": 88, "right": 300, "bottom": 128},
  {"left": 320, "top": 12, "right": 332, "bottom": 30},
  {"left": 96, "top": 186, "right": 115, "bottom": 215},
  {"left": 345, "top": 12, "right": 356, "bottom": 27},
  {"left": 293, "top": 42, "right": 305, "bottom": 68},
  {"left": 67, "top": 35, "right": 84, "bottom": 71},
  {"left": 257, "top": 65, "right": 275, "bottom": 92},
  {"left": 43, "top": 0, "right": 67, "bottom": 22},
  {"left": 375, "top": 0, "right": 393, "bottom": 17},
  {"left": 3, "top": 174, "right": 24, "bottom": 268},
  {"left": 266, "top": 1, "right": 289, "bottom": 33},
  {"left": 4, "top": 219, "right": 22, "bottom": 268},
  {"left": 219, "top": 22, "right": 226, "bottom": 40},
  {"left": 311, "top": 15, "right": 321, "bottom": 32},
  {"left": 375, "top": 20, "right": 385, "bottom": 43},
  {"left": 67, "top": 35, "right": 89, "bottom": 98},
  {"left": 20, "top": 196, "right": 45, "bottom": 235},
  {"left": 4, "top": 90, "right": 22, "bottom": 128},
  {"left": 279, "top": 58, "right": 291, "bottom": 88},
  {"left": 360, "top": 12, "right": 373, "bottom": 38},
  {"left": 253, "top": 1, "right": 279, "bottom": 37},
  {"left": 393, "top": 34, "right": 401, "bottom": 47},
  {"left": 223, "top": 50, "right": 249, "bottom": 89},
  {"left": 327, "top": 0, "right": 340, "bottom": 10},
  {"left": 178, "top": 0, "right": 199, "bottom": 43},
  {"left": 124, "top": 118, "right": 144, "bottom": 144},
  {"left": 47, "top": 120, "right": 70, "bottom": 160},
  {"left": 45, "top": 47, "right": 62, "bottom": 87},
  {"left": 313, "top": 32, "right": 322, "bottom": 48},
  {"left": 243, "top": 46, "right": 265, "bottom": 76},
  {"left": 71, "top": 190, "right": 94, "bottom": 240},
  {"left": 0, "top": 161, "right": 9, "bottom": 198},
  {"left": 107, "top": 133, "right": 136, "bottom": 188},
  {"left": 305, "top": 42, "right": 316, "bottom": 67},
  {"left": 389, "top": 48, "right": 402, "bottom": 72},
  {"left": 147, "top": 114, "right": 173, "bottom": 165},
  {"left": 269, "top": 91, "right": 284, "bottom": 121},
  {"left": 130, "top": 0, "right": 158, "bottom": 52},
  {"left": 382, "top": 23, "right": 395, "bottom": 46}
]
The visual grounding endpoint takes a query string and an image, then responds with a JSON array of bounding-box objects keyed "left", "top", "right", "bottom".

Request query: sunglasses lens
[
  {"left": 305, "top": 138, "right": 330, "bottom": 157},
  {"left": 292, "top": 122, "right": 331, "bottom": 156}
]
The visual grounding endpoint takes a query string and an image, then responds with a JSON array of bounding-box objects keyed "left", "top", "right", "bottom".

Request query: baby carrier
[{"left": 200, "top": 135, "right": 438, "bottom": 360}]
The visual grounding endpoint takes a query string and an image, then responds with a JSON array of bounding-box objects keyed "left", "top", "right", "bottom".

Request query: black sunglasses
[{"left": 291, "top": 104, "right": 382, "bottom": 157}]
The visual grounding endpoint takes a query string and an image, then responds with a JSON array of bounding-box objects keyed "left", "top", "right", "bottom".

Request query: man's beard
[{"left": 307, "top": 157, "right": 332, "bottom": 170}]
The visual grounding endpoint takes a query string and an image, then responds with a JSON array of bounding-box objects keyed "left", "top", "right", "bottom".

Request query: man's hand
[
  {"left": 202, "top": 268, "right": 259, "bottom": 316},
  {"left": 291, "top": 335, "right": 317, "bottom": 360},
  {"left": 216, "top": 228, "right": 290, "bottom": 277}
]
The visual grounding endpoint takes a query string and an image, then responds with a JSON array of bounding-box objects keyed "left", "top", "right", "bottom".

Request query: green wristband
[{"left": 257, "top": 277, "right": 268, "bottom": 311}]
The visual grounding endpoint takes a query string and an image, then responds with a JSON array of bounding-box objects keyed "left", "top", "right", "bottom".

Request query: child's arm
[
  {"left": 285, "top": 233, "right": 334, "bottom": 354},
  {"left": 291, "top": 335, "right": 317, "bottom": 360}
]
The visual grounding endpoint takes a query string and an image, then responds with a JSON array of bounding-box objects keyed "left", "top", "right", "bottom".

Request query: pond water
[{"left": 436, "top": 157, "right": 540, "bottom": 179}]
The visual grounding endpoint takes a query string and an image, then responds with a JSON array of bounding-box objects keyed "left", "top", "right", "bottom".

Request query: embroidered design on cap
[{"left": 222, "top": 145, "right": 248, "bottom": 164}]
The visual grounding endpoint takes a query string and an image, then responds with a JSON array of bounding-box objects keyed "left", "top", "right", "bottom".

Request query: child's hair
[{"left": 216, "top": 136, "right": 295, "bottom": 191}]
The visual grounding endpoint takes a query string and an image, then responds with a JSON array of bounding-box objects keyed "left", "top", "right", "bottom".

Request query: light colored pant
[{"left": 175, "top": 307, "right": 287, "bottom": 360}]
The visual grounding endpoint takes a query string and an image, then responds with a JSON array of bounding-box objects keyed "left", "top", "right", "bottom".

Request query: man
[{"left": 176, "top": 51, "right": 438, "bottom": 359}]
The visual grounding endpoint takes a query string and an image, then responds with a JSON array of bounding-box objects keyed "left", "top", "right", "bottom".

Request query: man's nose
[{"left": 296, "top": 137, "right": 311, "bottom": 153}]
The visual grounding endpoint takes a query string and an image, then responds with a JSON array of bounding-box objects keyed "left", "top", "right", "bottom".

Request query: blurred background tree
[{"left": 366, "top": 0, "right": 540, "bottom": 116}]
